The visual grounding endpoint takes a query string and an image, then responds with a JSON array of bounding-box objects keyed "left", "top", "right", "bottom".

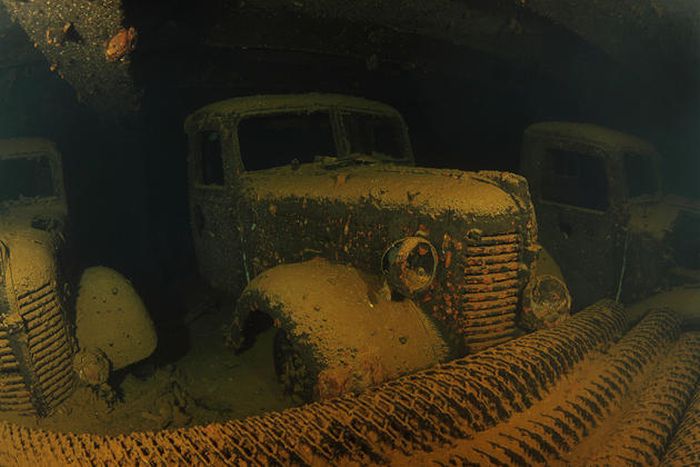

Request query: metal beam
[{"left": 0, "top": 0, "right": 140, "bottom": 115}]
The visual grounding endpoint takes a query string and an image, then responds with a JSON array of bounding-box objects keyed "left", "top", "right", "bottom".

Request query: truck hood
[
  {"left": 0, "top": 201, "right": 67, "bottom": 238},
  {"left": 0, "top": 227, "right": 59, "bottom": 299},
  {"left": 629, "top": 194, "right": 700, "bottom": 241},
  {"left": 241, "top": 164, "right": 524, "bottom": 220}
]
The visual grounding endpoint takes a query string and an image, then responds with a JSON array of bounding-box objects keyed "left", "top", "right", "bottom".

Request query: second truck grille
[{"left": 0, "top": 282, "right": 74, "bottom": 415}]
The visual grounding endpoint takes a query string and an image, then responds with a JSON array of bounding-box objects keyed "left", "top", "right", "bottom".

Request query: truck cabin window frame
[
  {"left": 340, "top": 111, "right": 408, "bottom": 161},
  {"left": 623, "top": 152, "right": 659, "bottom": 199},
  {"left": 0, "top": 154, "right": 56, "bottom": 203},
  {"left": 199, "top": 130, "right": 225, "bottom": 186},
  {"left": 540, "top": 148, "right": 610, "bottom": 212},
  {"left": 237, "top": 111, "right": 336, "bottom": 171}
]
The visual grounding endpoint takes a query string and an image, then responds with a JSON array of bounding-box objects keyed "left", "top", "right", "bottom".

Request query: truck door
[
  {"left": 189, "top": 129, "right": 246, "bottom": 295},
  {"left": 523, "top": 140, "right": 626, "bottom": 308}
]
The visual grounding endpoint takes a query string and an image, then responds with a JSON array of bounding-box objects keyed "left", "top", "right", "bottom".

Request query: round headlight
[
  {"left": 520, "top": 274, "right": 572, "bottom": 331},
  {"left": 381, "top": 236, "right": 438, "bottom": 297}
]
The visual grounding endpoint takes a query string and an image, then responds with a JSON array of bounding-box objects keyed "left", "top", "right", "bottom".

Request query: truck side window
[
  {"left": 624, "top": 153, "right": 657, "bottom": 197},
  {"left": 200, "top": 131, "right": 224, "bottom": 185},
  {"left": 342, "top": 113, "right": 404, "bottom": 160},
  {"left": 541, "top": 149, "right": 609, "bottom": 211},
  {"left": 0, "top": 156, "right": 54, "bottom": 202},
  {"left": 238, "top": 112, "right": 334, "bottom": 171}
]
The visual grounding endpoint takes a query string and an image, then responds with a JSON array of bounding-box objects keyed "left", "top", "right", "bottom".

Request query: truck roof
[
  {"left": 187, "top": 93, "right": 402, "bottom": 123},
  {"left": 524, "top": 122, "right": 658, "bottom": 158},
  {"left": 0, "top": 138, "right": 58, "bottom": 157}
]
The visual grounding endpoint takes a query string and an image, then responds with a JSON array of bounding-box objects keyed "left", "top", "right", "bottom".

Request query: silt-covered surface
[
  {"left": 237, "top": 165, "right": 537, "bottom": 352},
  {"left": 245, "top": 163, "right": 522, "bottom": 218},
  {"left": 235, "top": 258, "right": 449, "bottom": 399}
]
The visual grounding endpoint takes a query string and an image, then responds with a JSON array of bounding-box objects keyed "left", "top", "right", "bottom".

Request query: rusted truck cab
[
  {"left": 521, "top": 122, "right": 700, "bottom": 308},
  {"left": 185, "top": 94, "right": 566, "bottom": 400},
  {"left": 185, "top": 94, "right": 414, "bottom": 294},
  {"left": 0, "top": 139, "right": 68, "bottom": 235},
  {"left": 0, "top": 139, "right": 74, "bottom": 416},
  {"left": 0, "top": 139, "right": 156, "bottom": 417}
]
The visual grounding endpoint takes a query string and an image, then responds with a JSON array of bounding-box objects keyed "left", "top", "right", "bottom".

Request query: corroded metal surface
[
  {"left": 458, "top": 230, "right": 523, "bottom": 351},
  {"left": 0, "top": 0, "right": 139, "bottom": 114},
  {"left": 239, "top": 167, "right": 537, "bottom": 356},
  {"left": 0, "top": 139, "right": 74, "bottom": 416},
  {"left": 232, "top": 258, "right": 451, "bottom": 400},
  {"left": 186, "top": 95, "right": 540, "bottom": 354},
  {"left": 0, "top": 231, "right": 75, "bottom": 417},
  {"left": 521, "top": 121, "right": 700, "bottom": 309},
  {"left": 3, "top": 282, "right": 74, "bottom": 415}
]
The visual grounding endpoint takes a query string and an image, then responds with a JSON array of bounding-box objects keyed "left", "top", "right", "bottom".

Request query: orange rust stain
[
  {"left": 444, "top": 251, "right": 453, "bottom": 269},
  {"left": 105, "top": 27, "right": 137, "bottom": 62}
]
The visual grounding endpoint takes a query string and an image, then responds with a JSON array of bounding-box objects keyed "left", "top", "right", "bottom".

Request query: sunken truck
[
  {"left": 521, "top": 122, "right": 700, "bottom": 310},
  {"left": 0, "top": 138, "right": 156, "bottom": 417},
  {"left": 185, "top": 94, "right": 569, "bottom": 401}
]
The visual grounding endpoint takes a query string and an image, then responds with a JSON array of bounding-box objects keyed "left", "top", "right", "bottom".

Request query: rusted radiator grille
[
  {"left": 0, "top": 330, "right": 33, "bottom": 414},
  {"left": 460, "top": 232, "right": 521, "bottom": 352},
  {"left": 0, "top": 282, "right": 75, "bottom": 415}
]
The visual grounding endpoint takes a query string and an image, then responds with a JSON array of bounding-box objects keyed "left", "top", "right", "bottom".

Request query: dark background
[{"left": 0, "top": 0, "right": 698, "bottom": 316}]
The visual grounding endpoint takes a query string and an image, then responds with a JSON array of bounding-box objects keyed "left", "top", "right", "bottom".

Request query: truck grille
[
  {"left": 459, "top": 232, "right": 522, "bottom": 352},
  {"left": 0, "top": 282, "right": 74, "bottom": 415},
  {"left": 0, "top": 330, "right": 33, "bottom": 414}
]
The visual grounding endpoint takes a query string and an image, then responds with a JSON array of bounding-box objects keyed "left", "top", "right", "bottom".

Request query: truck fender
[
  {"left": 75, "top": 267, "right": 157, "bottom": 371},
  {"left": 227, "top": 257, "right": 450, "bottom": 401}
]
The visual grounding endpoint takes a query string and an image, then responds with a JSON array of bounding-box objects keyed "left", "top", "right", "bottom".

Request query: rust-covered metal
[
  {"left": 521, "top": 121, "right": 700, "bottom": 309},
  {"left": 381, "top": 235, "right": 438, "bottom": 297},
  {"left": 0, "top": 0, "right": 140, "bottom": 114},
  {"left": 231, "top": 258, "right": 451, "bottom": 400},
  {"left": 0, "top": 140, "right": 75, "bottom": 416},
  {"left": 186, "top": 95, "right": 541, "bottom": 361},
  {"left": 237, "top": 166, "right": 538, "bottom": 356},
  {"left": 520, "top": 273, "right": 572, "bottom": 331},
  {"left": 0, "top": 139, "right": 155, "bottom": 417},
  {"left": 0, "top": 231, "right": 75, "bottom": 417}
]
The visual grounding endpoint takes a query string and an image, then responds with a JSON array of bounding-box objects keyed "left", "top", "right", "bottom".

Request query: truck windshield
[
  {"left": 342, "top": 112, "right": 406, "bottom": 160},
  {"left": 0, "top": 155, "right": 55, "bottom": 202},
  {"left": 238, "top": 112, "right": 335, "bottom": 171},
  {"left": 624, "top": 152, "right": 659, "bottom": 198}
]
